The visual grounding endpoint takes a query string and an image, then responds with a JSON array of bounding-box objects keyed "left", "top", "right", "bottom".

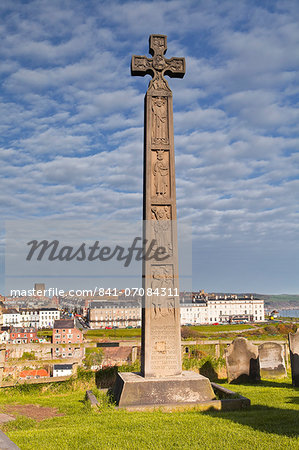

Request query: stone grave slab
[
  {"left": 225, "top": 337, "right": 260, "bottom": 383},
  {"left": 258, "top": 342, "right": 286, "bottom": 378}
]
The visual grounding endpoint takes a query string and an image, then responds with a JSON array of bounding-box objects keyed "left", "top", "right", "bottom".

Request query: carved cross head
[{"left": 131, "top": 34, "right": 185, "bottom": 92}]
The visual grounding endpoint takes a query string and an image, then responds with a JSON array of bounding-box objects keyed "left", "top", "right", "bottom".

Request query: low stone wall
[{"left": 1, "top": 375, "right": 72, "bottom": 388}]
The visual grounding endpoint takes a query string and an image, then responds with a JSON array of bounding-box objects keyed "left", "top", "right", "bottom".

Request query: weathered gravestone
[
  {"left": 289, "top": 329, "right": 299, "bottom": 387},
  {"left": 113, "top": 35, "right": 215, "bottom": 407},
  {"left": 258, "top": 342, "right": 286, "bottom": 378},
  {"left": 225, "top": 337, "right": 260, "bottom": 383}
]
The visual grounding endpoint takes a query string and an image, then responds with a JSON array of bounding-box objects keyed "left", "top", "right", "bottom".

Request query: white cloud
[{"left": 0, "top": 0, "right": 298, "bottom": 293}]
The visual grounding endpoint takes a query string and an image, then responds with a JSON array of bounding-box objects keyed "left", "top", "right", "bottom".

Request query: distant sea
[{"left": 279, "top": 309, "right": 299, "bottom": 318}]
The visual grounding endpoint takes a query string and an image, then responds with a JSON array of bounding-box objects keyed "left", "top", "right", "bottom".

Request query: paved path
[
  {"left": 0, "top": 430, "right": 20, "bottom": 449},
  {"left": 0, "top": 414, "right": 20, "bottom": 449}
]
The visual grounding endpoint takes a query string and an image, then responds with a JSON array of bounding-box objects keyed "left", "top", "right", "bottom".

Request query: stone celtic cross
[
  {"left": 113, "top": 36, "right": 214, "bottom": 408},
  {"left": 131, "top": 34, "right": 185, "bottom": 93},
  {"left": 131, "top": 35, "right": 185, "bottom": 378}
]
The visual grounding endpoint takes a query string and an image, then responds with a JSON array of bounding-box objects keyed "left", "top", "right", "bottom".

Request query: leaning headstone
[
  {"left": 258, "top": 342, "right": 286, "bottom": 378},
  {"left": 289, "top": 329, "right": 299, "bottom": 387},
  {"left": 225, "top": 337, "right": 260, "bottom": 383},
  {"left": 113, "top": 35, "right": 215, "bottom": 408},
  {"left": 85, "top": 390, "right": 100, "bottom": 410}
]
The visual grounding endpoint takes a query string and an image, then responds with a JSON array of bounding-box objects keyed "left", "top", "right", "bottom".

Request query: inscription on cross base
[{"left": 131, "top": 35, "right": 185, "bottom": 378}]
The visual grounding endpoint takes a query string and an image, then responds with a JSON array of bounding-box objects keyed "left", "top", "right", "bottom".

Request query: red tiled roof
[{"left": 19, "top": 369, "right": 49, "bottom": 378}]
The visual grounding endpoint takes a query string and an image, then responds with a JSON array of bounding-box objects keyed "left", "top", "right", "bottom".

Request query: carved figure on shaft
[
  {"left": 151, "top": 206, "right": 172, "bottom": 256},
  {"left": 151, "top": 265, "right": 175, "bottom": 319},
  {"left": 152, "top": 97, "right": 168, "bottom": 144},
  {"left": 153, "top": 150, "right": 169, "bottom": 197}
]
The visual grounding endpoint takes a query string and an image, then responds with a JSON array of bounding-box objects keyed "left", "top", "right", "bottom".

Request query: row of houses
[
  {"left": 87, "top": 294, "right": 265, "bottom": 328},
  {"left": 0, "top": 318, "right": 83, "bottom": 344},
  {"left": 5, "top": 319, "right": 84, "bottom": 382},
  {"left": 2, "top": 308, "right": 60, "bottom": 329},
  {"left": 1, "top": 327, "right": 39, "bottom": 344},
  {"left": 87, "top": 301, "right": 141, "bottom": 329},
  {"left": 0, "top": 326, "right": 48, "bottom": 344}
]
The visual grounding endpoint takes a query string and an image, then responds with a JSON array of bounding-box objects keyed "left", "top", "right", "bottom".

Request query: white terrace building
[
  {"left": 180, "top": 295, "right": 265, "bottom": 325},
  {"left": 39, "top": 308, "right": 60, "bottom": 328},
  {"left": 19, "top": 309, "right": 40, "bottom": 328},
  {"left": 3, "top": 307, "right": 60, "bottom": 329},
  {"left": 3, "top": 309, "right": 21, "bottom": 327}
]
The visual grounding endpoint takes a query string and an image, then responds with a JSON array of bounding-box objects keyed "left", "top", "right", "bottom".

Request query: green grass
[
  {"left": 37, "top": 330, "right": 53, "bottom": 338},
  {"left": 0, "top": 376, "right": 298, "bottom": 449},
  {"left": 85, "top": 325, "right": 254, "bottom": 341},
  {"left": 265, "top": 294, "right": 299, "bottom": 303},
  {"left": 189, "top": 324, "right": 255, "bottom": 332},
  {"left": 84, "top": 321, "right": 297, "bottom": 342},
  {"left": 85, "top": 347, "right": 105, "bottom": 355},
  {"left": 182, "top": 321, "right": 297, "bottom": 341},
  {"left": 85, "top": 328, "right": 141, "bottom": 339}
]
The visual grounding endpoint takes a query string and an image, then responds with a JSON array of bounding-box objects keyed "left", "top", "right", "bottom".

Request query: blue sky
[{"left": 1, "top": 0, "right": 299, "bottom": 294}]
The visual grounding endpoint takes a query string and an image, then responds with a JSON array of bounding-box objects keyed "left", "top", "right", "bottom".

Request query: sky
[{"left": 1, "top": 0, "right": 299, "bottom": 295}]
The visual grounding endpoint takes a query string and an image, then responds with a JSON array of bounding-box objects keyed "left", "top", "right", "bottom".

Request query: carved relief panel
[
  {"left": 151, "top": 206, "right": 172, "bottom": 257},
  {"left": 152, "top": 149, "right": 170, "bottom": 198},
  {"left": 151, "top": 97, "right": 169, "bottom": 144},
  {"left": 150, "top": 264, "right": 175, "bottom": 320}
]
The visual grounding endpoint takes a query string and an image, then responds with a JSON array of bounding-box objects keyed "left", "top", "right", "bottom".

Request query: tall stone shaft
[{"left": 131, "top": 35, "right": 185, "bottom": 377}]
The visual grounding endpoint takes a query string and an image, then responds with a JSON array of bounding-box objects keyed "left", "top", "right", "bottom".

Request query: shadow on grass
[
  {"left": 224, "top": 379, "right": 294, "bottom": 389},
  {"left": 256, "top": 380, "right": 295, "bottom": 389},
  {"left": 203, "top": 404, "right": 299, "bottom": 437},
  {"left": 286, "top": 396, "right": 299, "bottom": 405}
]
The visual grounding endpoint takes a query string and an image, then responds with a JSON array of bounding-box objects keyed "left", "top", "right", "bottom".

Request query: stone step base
[{"left": 113, "top": 371, "right": 215, "bottom": 407}]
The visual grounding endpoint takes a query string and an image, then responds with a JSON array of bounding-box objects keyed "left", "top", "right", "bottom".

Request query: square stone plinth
[{"left": 113, "top": 371, "right": 215, "bottom": 408}]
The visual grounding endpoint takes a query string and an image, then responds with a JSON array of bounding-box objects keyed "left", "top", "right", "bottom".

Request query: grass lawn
[
  {"left": 84, "top": 322, "right": 296, "bottom": 341},
  {"left": 0, "top": 376, "right": 298, "bottom": 449},
  {"left": 85, "top": 325, "right": 253, "bottom": 338},
  {"left": 37, "top": 329, "right": 53, "bottom": 337},
  {"left": 189, "top": 324, "right": 255, "bottom": 332},
  {"left": 85, "top": 328, "right": 141, "bottom": 339}
]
